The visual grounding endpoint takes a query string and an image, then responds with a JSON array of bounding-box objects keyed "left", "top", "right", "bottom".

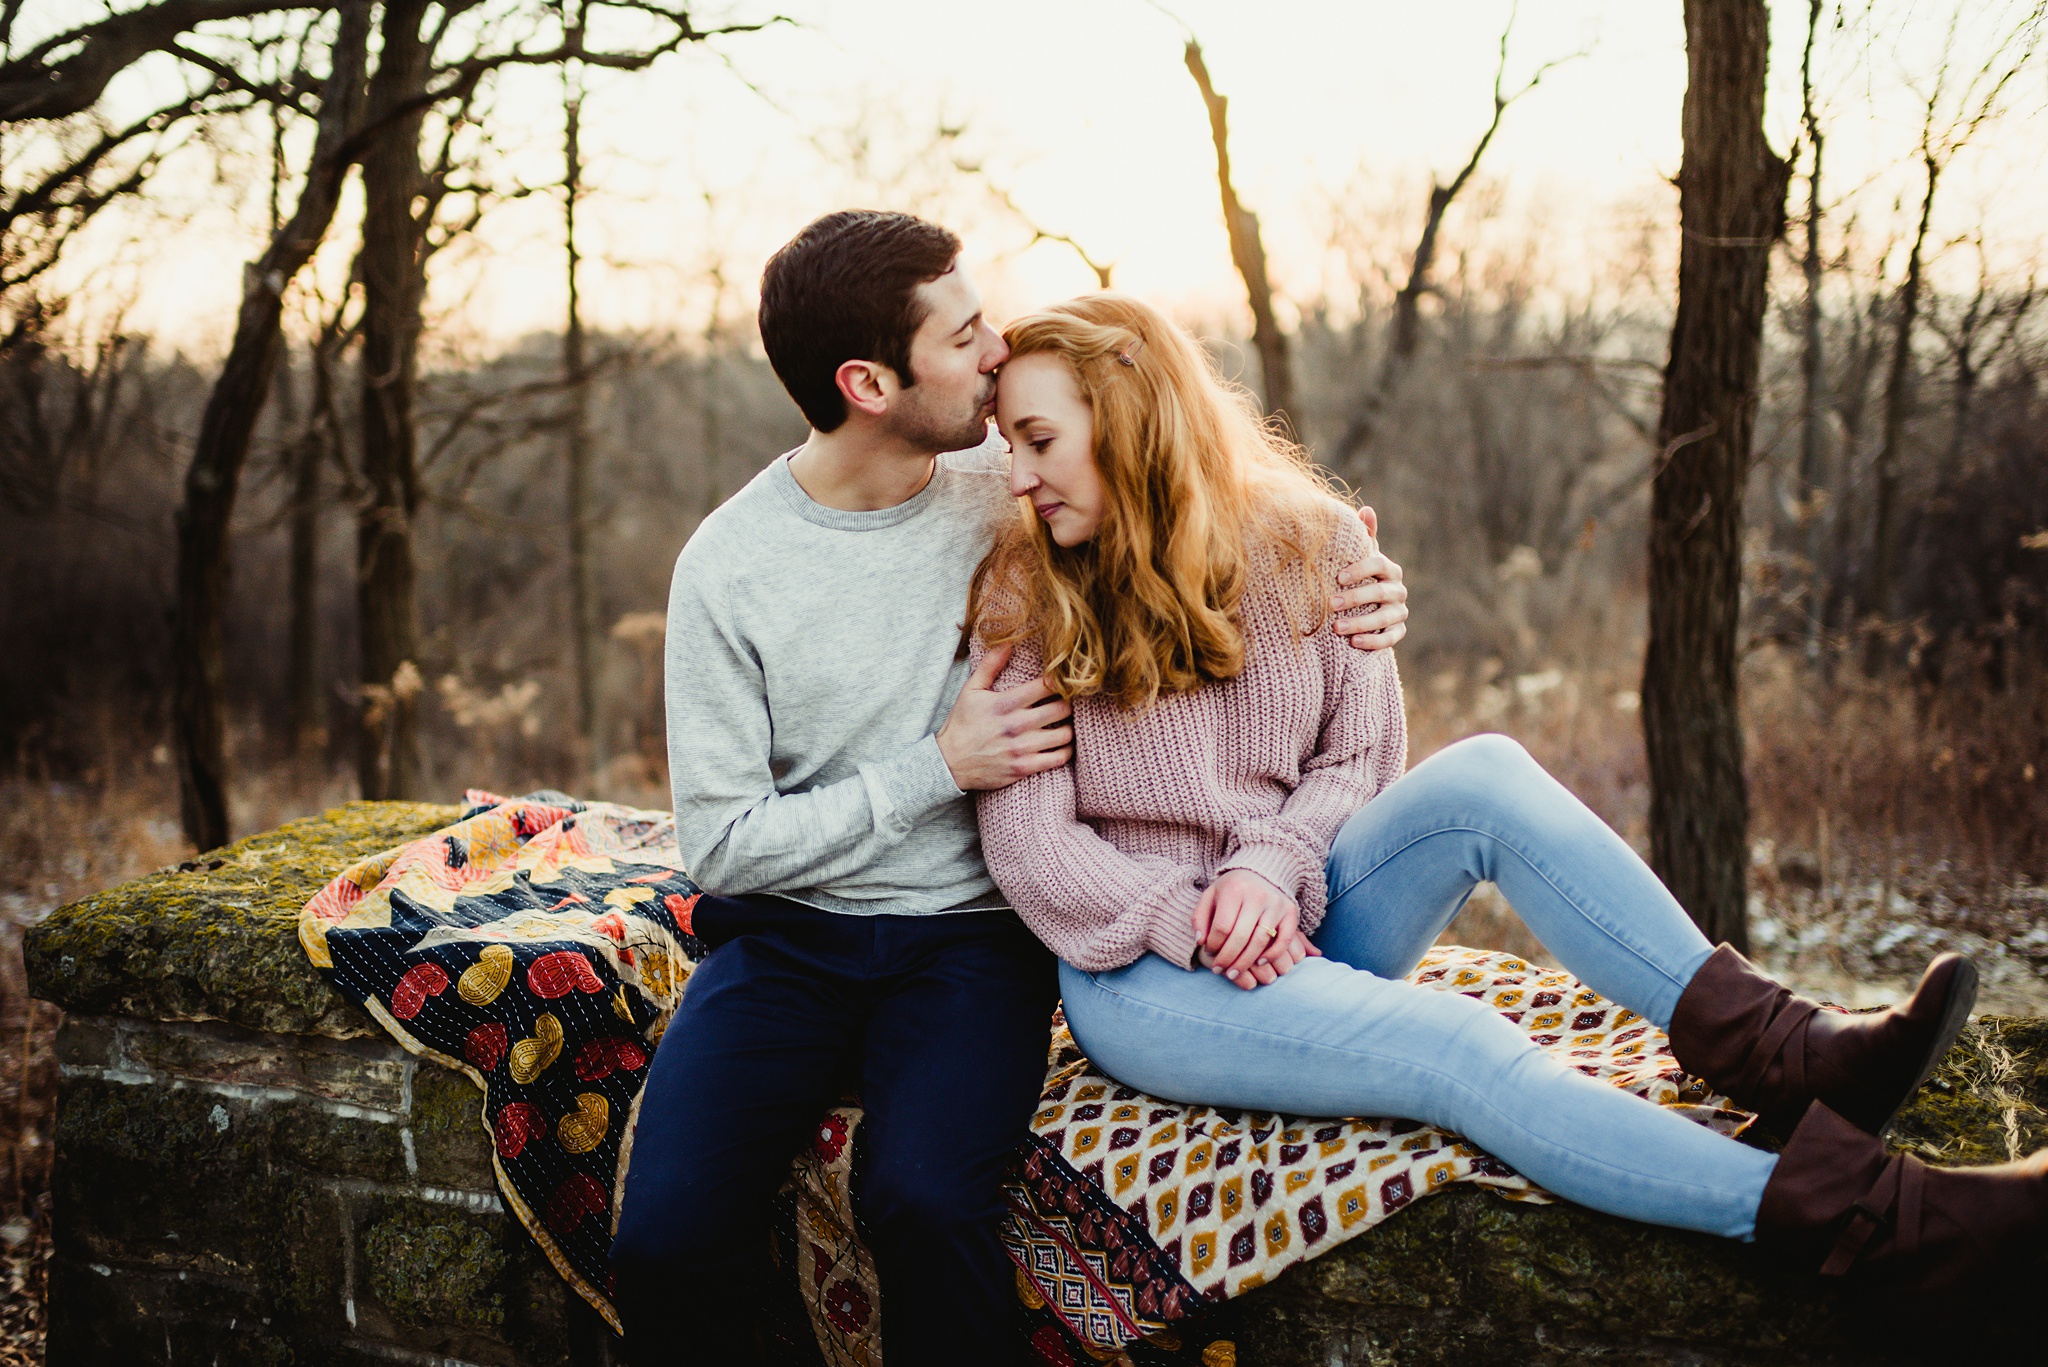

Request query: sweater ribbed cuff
[
  {"left": 859, "top": 735, "right": 965, "bottom": 836},
  {"left": 1217, "top": 843, "right": 1314, "bottom": 912},
  {"left": 1144, "top": 882, "right": 1205, "bottom": 970}
]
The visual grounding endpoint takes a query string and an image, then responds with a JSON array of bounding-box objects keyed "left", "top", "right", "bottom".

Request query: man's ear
[{"left": 834, "top": 359, "right": 894, "bottom": 420}]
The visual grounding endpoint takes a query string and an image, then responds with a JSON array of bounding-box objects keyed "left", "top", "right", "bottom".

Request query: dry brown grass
[
  {"left": 0, "top": 768, "right": 189, "bottom": 1360},
  {"left": 1405, "top": 655, "right": 1651, "bottom": 969},
  {"left": 1742, "top": 647, "right": 2048, "bottom": 1015},
  {"left": 1744, "top": 644, "right": 2048, "bottom": 909},
  {"left": 1407, "top": 647, "right": 2048, "bottom": 1014}
]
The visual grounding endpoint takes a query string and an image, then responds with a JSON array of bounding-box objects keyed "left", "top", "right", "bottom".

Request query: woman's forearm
[{"left": 977, "top": 776, "right": 1208, "bottom": 969}]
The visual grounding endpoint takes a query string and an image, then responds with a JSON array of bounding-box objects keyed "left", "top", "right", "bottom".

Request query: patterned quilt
[{"left": 299, "top": 791, "right": 1751, "bottom": 1365}]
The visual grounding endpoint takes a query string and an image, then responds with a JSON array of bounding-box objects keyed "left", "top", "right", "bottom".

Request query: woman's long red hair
[{"left": 967, "top": 293, "right": 1348, "bottom": 709}]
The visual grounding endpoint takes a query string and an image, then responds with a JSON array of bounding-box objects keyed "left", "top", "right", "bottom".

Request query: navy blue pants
[{"left": 611, "top": 895, "right": 1058, "bottom": 1365}]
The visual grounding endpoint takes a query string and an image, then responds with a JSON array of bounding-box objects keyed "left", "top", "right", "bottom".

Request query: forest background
[{"left": 1, "top": 0, "right": 2046, "bottom": 1348}]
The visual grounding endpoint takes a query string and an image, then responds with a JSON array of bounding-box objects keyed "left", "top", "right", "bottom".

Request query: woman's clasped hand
[{"left": 1193, "top": 868, "right": 1322, "bottom": 988}]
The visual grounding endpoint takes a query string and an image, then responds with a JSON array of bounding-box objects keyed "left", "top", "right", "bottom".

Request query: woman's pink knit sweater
[{"left": 973, "top": 510, "right": 1408, "bottom": 973}]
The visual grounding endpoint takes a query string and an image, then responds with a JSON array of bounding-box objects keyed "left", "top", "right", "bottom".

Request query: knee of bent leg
[
  {"left": 1422, "top": 733, "right": 1544, "bottom": 806},
  {"left": 1442, "top": 731, "right": 1534, "bottom": 774}
]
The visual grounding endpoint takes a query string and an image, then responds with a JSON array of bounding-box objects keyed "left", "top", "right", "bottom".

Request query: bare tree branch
[
  {"left": 315, "top": 10, "right": 792, "bottom": 171},
  {"left": 1865, "top": 1, "right": 2045, "bottom": 633},
  {"left": 956, "top": 159, "right": 1115, "bottom": 288},
  {"left": 0, "top": 89, "right": 255, "bottom": 298},
  {"left": 1334, "top": 1, "right": 1587, "bottom": 474},
  {"left": 165, "top": 38, "right": 313, "bottom": 111},
  {"left": 0, "top": 0, "right": 310, "bottom": 121}
]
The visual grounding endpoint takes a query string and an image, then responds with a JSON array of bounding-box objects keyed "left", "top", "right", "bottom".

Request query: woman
[{"left": 969, "top": 292, "right": 2043, "bottom": 1293}]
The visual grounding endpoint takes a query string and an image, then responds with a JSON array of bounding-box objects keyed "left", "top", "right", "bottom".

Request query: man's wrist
[
  {"left": 934, "top": 724, "right": 966, "bottom": 790},
  {"left": 860, "top": 735, "right": 964, "bottom": 836},
  {"left": 913, "top": 733, "right": 966, "bottom": 802}
]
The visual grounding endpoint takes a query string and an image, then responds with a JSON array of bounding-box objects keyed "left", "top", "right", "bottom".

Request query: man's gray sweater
[{"left": 663, "top": 441, "right": 1014, "bottom": 916}]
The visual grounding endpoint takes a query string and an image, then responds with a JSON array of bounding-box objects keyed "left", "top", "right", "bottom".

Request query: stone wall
[
  {"left": 26, "top": 802, "right": 2048, "bottom": 1365},
  {"left": 28, "top": 801, "right": 618, "bottom": 1365},
  {"left": 49, "top": 1013, "right": 615, "bottom": 1364}
]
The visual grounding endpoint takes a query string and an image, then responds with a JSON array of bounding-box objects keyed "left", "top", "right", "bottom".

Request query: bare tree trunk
[
  {"left": 1338, "top": 148, "right": 1484, "bottom": 477},
  {"left": 1817, "top": 286, "right": 1885, "bottom": 658},
  {"left": 355, "top": 0, "right": 431, "bottom": 801},
  {"left": 1642, "top": 0, "right": 1789, "bottom": 953},
  {"left": 1865, "top": 156, "right": 1936, "bottom": 647},
  {"left": 169, "top": 0, "right": 370, "bottom": 849},
  {"left": 285, "top": 342, "right": 326, "bottom": 761},
  {"left": 1797, "top": 0, "right": 1829, "bottom": 658},
  {"left": 562, "top": 19, "right": 604, "bottom": 783},
  {"left": 1182, "top": 41, "right": 1293, "bottom": 427},
  {"left": 1941, "top": 259, "right": 2036, "bottom": 468}
]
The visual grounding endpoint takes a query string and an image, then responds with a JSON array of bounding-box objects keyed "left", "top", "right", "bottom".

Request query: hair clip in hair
[{"left": 1117, "top": 336, "right": 1145, "bottom": 367}]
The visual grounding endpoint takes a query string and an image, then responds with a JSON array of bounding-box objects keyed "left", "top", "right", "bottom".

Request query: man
[{"left": 611, "top": 209, "right": 1408, "bottom": 1364}]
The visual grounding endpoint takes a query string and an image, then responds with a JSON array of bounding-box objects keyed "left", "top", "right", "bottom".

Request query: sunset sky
[{"left": 68, "top": 0, "right": 2048, "bottom": 353}]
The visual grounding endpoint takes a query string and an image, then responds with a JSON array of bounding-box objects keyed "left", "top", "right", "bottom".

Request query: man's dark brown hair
[{"left": 758, "top": 209, "right": 963, "bottom": 432}]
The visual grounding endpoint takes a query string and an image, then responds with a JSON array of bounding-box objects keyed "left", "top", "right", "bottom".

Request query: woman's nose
[{"left": 1009, "top": 465, "right": 1038, "bottom": 498}]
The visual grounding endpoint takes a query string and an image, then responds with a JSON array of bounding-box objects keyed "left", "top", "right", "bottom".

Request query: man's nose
[{"left": 982, "top": 326, "right": 1011, "bottom": 370}]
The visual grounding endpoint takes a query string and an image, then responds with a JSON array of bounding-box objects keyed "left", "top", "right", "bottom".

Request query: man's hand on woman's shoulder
[
  {"left": 1333, "top": 504, "right": 1408, "bottom": 652},
  {"left": 940, "top": 643, "right": 1076, "bottom": 790}
]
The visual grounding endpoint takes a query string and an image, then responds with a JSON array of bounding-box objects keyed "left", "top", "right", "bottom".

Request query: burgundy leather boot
[
  {"left": 1755, "top": 1100, "right": 2048, "bottom": 1293},
  {"left": 1667, "top": 946, "right": 1976, "bottom": 1135}
]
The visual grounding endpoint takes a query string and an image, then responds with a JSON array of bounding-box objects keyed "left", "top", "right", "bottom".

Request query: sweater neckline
[{"left": 770, "top": 450, "right": 943, "bottom": 532}]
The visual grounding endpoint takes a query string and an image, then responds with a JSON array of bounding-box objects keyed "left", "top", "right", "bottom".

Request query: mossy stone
[
  {"left": 363, "top": 1204, "right": 509, "bottom": 1332},
  {"left": 1233, "top": 1016, "right": 2048, "bottom": 1364},
  {"left": 53, "top": 1074, "right": 395, "bottom": 1290},
  {"left": 25, "top": 800, "right": 458, "bottom": 1037},
  {"left": 410, "top": 1060, "right": 497, "bottom": 1189},
  {"left": 45, "top": 1258, "right": 297, "bottom": 1366}
]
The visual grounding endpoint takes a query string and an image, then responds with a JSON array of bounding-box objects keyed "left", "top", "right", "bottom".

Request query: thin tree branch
[
  {"left": 0, "top": 0, "right": 310, "bottom": 121},
  {"left": 165, "top": 38, "right": 313, "bottom": 111},
  {"left": 956, "top": 160, "right": 1115, "bottom": 288}
]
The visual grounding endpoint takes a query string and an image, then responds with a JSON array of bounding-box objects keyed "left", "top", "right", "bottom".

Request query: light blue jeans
[{"left": 1058, "top": 733, "right": 1777, "bottom": 1239}]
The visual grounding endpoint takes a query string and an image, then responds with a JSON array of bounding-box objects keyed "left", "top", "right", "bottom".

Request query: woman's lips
[{"left": 1034, "top": 501, "right": 1064, "bottom": 520}]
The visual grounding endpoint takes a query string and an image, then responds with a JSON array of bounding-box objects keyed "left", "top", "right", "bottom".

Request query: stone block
[
  {"left": 53, "top": 1016, "right": 116, "bottom": 1068},
  {"left": 410, "top": 1061, "right": 499, "bottom": 1190},
  {"left": 344, "top": 1191, "right": 580, "bottom": 1366},
  {"left": 25, "top": 800, "right": 457, "bottom": 1038},
  {"left": 120, "top": 1020, "right": 411, "bottom": 1111},
  {"left": 24, "top": 804, "right": 576, "bottom": 1365},
  {"left": 54, "top": 1077, "right": 311, "bottom": 1270},
  {"left": 46, "top": 1259, "right": 296, "bottom": 1366}
]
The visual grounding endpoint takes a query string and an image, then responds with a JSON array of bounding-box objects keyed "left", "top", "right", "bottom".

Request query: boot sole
[{"left": 1876, "top": 954, "right": 1979, "bottom": 1139}]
